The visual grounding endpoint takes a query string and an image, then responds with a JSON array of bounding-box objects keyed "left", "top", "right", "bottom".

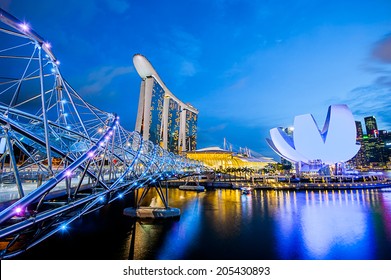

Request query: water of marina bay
[{"left": 16, "top": 187, "right": 391, "bottom": 260}]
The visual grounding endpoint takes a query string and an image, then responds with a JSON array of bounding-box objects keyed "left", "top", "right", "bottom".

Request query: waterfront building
[
  {"left": 133, "top": 54, "right": 198, "bottom": 154},
  {"left": 266, "top": 104, "right": 360, "bottom": 171},
  {"left": 280, "top": 127, "right": 294, "bottom": 171},
  {"left": 185, "top": 146, "right": 275, "bottom": 170}
]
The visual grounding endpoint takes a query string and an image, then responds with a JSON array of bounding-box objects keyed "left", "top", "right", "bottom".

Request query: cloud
[
  {"left": 221, "top": 62, "right": 243, "bottom": 78},
  {"left": 172, "top": 28, "right": 201, "bottom": 77},
  {"left": 374, "top": 75, "right": 391, "bottom": 87},
  {"left": 79, "top": 66, "right": 133, "bottom": 95},
  {"left": 342, "top": 32, "right": 391, "bottom": 130},
  {"left": 226, "top": 76, "right": 249, "bottom": 91},
  {"left": 171, "top": 28, "right": 201, "bottom": 58},
  {"left": 343, "top": 85, "right": 391, "bottom": 130},
  {"left": 180, "top": 60, "right": 197, "bottom": 77},
  {"left": 199, "top": 123, "right": 228, "bottom": 133},
  {"left": 371, "top": 34, "right": 391, "bottom": 64},
  {"left": 159, "top": 27, "right": 202, "bottom": 78}
]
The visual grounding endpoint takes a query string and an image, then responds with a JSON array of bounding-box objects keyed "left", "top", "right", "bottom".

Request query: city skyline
[
  {"left": 1, "top": 0, "right": 391, "bottom": 159},
  {"left": 2, "top": 3, "right": 391, "bottom": 267}
]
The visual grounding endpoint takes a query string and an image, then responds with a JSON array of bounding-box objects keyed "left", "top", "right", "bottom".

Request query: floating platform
[
  {"left": 179, "top": 185, "right": 205, "bottom": 192},
  {"left": 123, "top": 207, "right": 180, "bottom": 219}
]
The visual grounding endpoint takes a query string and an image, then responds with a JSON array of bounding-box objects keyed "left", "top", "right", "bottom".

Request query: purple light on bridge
[
  {"left": 19, "top": 22, "right": 30, "bottom": 32},
  {"left": 65, "top": 170, "right": 72, "bottom": 177}
]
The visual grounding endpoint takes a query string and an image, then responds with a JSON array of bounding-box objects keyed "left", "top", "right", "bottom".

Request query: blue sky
[{"left": 2, "top": 0, "right": 391, "bottom": 159}]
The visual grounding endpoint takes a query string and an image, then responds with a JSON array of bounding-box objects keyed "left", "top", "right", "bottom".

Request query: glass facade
[
  {"left": 185, "top": 110, "right": 198, "bottom": 151},
  {"left": 148, "top": 79, "right": 164, "bottom": 145},
  {"left": 355, "top": 121, "right": 363, "bottom": 139},
  {"left": 364, "top": 137, "right": 384, "bottom": 164},
  {"left": 167, "top": 99, "right": 180, "bottom": 153},
  {"left": 349, "top": 119, "right": 391, "bottom": 169},
  {"left": 364, "top": 116, "right": 378, "bottom": 136},
  {"left": 134, "top": 55, "right": 198, "bottom": 155}
]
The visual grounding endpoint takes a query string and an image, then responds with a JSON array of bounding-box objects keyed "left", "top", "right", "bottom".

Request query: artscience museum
[{"left": 266, "top": 104, "right": 360, "bottom": 172}]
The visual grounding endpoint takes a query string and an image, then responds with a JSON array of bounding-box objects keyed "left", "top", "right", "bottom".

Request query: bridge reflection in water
[{"left": 15, "top": 187, "right": 391, "bottom": 260}]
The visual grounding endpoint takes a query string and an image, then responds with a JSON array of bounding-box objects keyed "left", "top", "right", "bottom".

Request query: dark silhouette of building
[
  {"left": 364, "top": 116, "right": 378, "bottom": 137},
  {"left": 355, "top": 121, "right": 363, "bottom": 139}
]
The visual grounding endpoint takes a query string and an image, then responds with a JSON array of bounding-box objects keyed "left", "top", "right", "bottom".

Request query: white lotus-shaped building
[{"left": 266, "top": 104, "right": 360, "bottom": 165}]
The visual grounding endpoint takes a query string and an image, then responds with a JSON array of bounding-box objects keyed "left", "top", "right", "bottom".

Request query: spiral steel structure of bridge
[{"left": 0, "top": 8, "right": 202, "bottom": 259}]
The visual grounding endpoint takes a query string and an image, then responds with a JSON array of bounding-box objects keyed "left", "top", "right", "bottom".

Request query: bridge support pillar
[{"left": 123, "top": 181, "right": 180, "bottom": 219}]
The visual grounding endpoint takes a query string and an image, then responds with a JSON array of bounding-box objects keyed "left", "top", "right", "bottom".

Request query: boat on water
[
  {"left": 179, "top": 184, "right": 205, "bottom": 192},
  {"left": 241, "top": 187, "right": 252, "bottom": 195}
]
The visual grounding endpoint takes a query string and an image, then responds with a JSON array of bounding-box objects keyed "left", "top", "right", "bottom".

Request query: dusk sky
[{"left": 1, "top": 0, "right": 391, "bottom": 159}]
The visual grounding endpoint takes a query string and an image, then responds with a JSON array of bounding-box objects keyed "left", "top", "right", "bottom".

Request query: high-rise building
[
  {"left": 133, "top": 54, "right": 198, "bottom": 154},
  {"left": 363, "top": 137, "right": 384, "bottom": 165},
  {"left": 350, "top": 117, "right": 391, "bottom": 169},
  {"left": 355, "top": 121, "right": 363, "bottom": 139},
  {"left": 364, "top": 116, "right": 378, "bottom": 137},
  {"left": 350, "top": 121, "right": 367, "bottom": 168}
]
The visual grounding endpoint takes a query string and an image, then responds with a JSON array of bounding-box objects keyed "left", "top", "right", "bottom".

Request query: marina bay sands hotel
[{"left": 133, "top": 54, "right": 198, "bottom": 154}]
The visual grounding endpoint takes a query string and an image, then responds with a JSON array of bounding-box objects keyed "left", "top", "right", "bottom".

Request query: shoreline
[{"left": 165, "top": 180, "right": 391, "bottom": 191}]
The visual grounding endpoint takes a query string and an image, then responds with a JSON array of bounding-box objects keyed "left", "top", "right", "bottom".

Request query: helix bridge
[{"left": 0, "top": 8, "right": 203, "bottom": 259}]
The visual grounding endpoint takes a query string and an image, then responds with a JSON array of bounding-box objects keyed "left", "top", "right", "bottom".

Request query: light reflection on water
[
  {"left": 134, "top": 188, "right": 391, "bottom": 260},
  {"left": 274, "top": 189, "right": 372, "bottom": 259},
  {"left": 156, "top": 192, "right": 204, "bottom": 259},
  {"left": 17, "top": 187, "right": 391, "bottom": 260}
]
